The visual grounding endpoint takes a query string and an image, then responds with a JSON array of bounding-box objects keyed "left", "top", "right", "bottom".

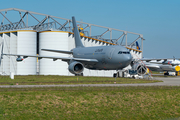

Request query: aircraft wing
[
  {"left": 142, "top": 58, "right": 180, "bottom": 62},
  {"left": 141, "top": 58, "right": 169, "bottom": 62},
  {"left": 3, "top": 53, "right": 98, "bottom": 63},
  {"left": 41, "top": 49, "right": 73, "bottom": 54},
  {"left": 141, "top": 58, "right": 180, "bottom": 66}
]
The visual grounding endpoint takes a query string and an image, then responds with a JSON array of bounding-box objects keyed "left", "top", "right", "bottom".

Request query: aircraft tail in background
[{"left": 136, "top": 41, "right": 140, "bottom": 50}]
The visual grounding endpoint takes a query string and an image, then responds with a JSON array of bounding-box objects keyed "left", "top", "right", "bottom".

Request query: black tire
[
  {"left": 75, "top": 73, "right": 83, "bottom": 76},
  {"left": 113, "top": 73, "right": 117, "bottom": 78},
  {"left": 164, "top": 72, "right": 169, "bottom": 76}
]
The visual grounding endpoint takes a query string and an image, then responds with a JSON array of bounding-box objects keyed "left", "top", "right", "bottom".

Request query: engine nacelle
[
  {"left": 16, "top": 57, "right": 24, "bottom": 62},
  {"left": 131, "top": 62, "right": 147, "bottom": 75},
  {"left": 68, "top": 61, "right": 84, "bottom": 75}
]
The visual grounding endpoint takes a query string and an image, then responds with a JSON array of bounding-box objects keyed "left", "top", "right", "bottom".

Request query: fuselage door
[{"left": 108, "top": 48, "right": 115, "bottom": 59}]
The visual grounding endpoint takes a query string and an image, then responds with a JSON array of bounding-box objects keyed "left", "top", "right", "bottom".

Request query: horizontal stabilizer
[{"left": 41, "top": 49, "right": 73, "bottom": 54}]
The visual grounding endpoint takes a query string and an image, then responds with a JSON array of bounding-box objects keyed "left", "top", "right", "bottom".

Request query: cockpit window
[
  {"left": 118, "top": 51, "right": 122, "bottom": 54},
  {"left": 118, "top": 51, "right": 130, "bottom": 54}
]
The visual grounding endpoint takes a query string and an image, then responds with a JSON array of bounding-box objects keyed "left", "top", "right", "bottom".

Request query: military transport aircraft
[{"left": 1, "top": 16, "right": 133, "bottom": 76}]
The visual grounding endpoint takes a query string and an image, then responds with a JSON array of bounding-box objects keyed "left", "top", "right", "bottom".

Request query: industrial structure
[{"left": 0, "top": 8, "right": 144, "bottom": 77}]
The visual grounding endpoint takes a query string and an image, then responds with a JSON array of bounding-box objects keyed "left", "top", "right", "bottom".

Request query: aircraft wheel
[
  {"left": 164, "top": 72, "right": 169, "bottom": 76},
  {"left": 176, "top": 72, "right": 178, "bottom": 76},
  {"left": 75, "top": 73, "right": 83, "bottom": 76},
  {"left": 113, "top": 73, "right": 117, "bottom": 78}
]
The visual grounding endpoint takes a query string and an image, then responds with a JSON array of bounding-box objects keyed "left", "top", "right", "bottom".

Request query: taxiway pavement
[{"left": 0, "top": 77, "right": 180, "bottom": 88}]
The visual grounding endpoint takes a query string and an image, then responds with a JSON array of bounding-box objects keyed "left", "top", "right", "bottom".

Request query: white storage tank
[
  {"left": 0, "top": 30, "right": 37, "bottom": 75},
  {"left": 0, "top": 33, "right": 10, "bottom": 75},
  {"left": 16, "top": 30, "right": 37, "bottom": 75},
  {"left": 39, "top": 31, "right": 70, "bottom": 75}
]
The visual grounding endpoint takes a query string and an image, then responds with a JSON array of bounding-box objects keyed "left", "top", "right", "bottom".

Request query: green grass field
[
  {"left": 0, "top": 86, "right": 180, "bottom": 119},
  {"left": 0, "top": 75, "right": 161, "bottom": 85}
]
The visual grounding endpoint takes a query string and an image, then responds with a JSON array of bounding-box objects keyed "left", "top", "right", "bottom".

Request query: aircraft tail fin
[
  {"left": 136, "top": 41, "right": 140, "bottom": 50},
  {"left": 72, "top": 16, "right": 84, "bottom": 48}
]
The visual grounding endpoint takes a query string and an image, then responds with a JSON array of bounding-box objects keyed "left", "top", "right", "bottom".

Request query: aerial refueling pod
[
  {"left": 131, "top": 61, "right": 147, "bottom": 75},
  {"left": 68, "top": 61, "right": 84, "bottom": 75},
  {"left": 16, "top": 56, "right": 24, "bottom": 62}
]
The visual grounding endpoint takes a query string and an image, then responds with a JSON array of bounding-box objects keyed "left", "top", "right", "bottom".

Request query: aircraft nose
[{"left": 124, "top": 54, "right": 133, "bottom": 65}]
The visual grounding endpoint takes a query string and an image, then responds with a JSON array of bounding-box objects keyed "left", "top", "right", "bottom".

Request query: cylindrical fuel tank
[{"left": 39, "top": 31, "right": 69, "bottom": 75}]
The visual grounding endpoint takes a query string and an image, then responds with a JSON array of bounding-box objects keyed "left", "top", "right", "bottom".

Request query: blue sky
[{"left": 1, "top": 0, "right": 180, "bottom": 58}]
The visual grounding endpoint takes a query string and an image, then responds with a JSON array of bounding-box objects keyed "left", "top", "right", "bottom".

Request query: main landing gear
[
  {"left": 164, "top": 72, "right": 169, "bottom": 76},
  {"left": 75, "top": 73, "right": 84, "bottom": 76},
  {"left": 113, "top": 73, "right": 118, "bottom": 78}
]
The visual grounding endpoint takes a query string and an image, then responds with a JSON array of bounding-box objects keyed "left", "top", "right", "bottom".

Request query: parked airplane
[
  {"left": 143, "top": 58, "right": 180, "bottom": 75},
  {"left": 130, "top": 42, "right": 180, "bottom": 76},
  {"left": 1, "top": 16, "right": 133, "bottom": 77}
]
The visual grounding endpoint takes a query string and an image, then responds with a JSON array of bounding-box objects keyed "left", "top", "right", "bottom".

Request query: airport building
[{"left": 0, "top": 8, "right": 144, "bottom": 77}]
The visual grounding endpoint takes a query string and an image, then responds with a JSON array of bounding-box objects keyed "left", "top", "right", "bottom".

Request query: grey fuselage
[{"left": 72, "top": 45, "right": 132, "bottom": 70}]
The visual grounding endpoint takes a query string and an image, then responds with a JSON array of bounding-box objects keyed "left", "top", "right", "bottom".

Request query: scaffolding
[{"left": 0, "top": 8, "right": 144, "bottom": 56}]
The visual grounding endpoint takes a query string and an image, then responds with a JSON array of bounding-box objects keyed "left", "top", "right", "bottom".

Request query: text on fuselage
[{"left": 95, "top": 49, "right": 103, "bottom": 52}]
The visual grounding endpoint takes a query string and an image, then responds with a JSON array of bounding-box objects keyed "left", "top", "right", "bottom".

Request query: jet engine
[
  {"left": 131, "top": 61, "right": 147, "bottom": 75},
  {"left": 68, "top": 61, "right": 84, "bottom": 75},
  {"left": 16, "top": 57, "right": 24, "bottom": 62}
]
